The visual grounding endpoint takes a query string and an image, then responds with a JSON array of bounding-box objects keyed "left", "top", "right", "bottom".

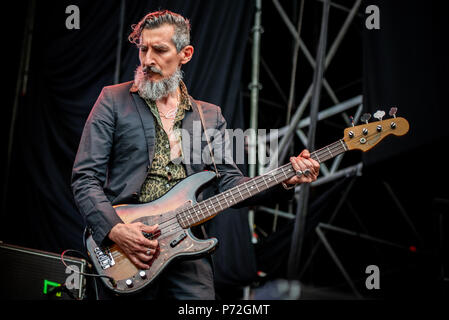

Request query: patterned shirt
[{"left": 138, "top": 81, "right": 192, "bottom": 203}]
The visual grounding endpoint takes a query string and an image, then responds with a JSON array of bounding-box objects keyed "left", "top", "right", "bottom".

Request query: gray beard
[{"left": 134, "top": 66, "right": 183, "bottom": 101}]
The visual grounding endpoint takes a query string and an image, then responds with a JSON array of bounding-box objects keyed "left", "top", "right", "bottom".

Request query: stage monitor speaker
[{"left": 0, "top": 242, "right": 87, "bottom": 300}]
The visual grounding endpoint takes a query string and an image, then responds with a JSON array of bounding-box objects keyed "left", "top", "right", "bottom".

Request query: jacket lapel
[
  {"left": 131, "top": 92, "right": 156, "bottom": 167},
  {"left": 182, "top": 98, "right": 201, "bottom": 176}
]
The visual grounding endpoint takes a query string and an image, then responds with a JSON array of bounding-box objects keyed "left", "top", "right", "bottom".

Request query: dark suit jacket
[{"left": 72, "top": 81, "right": 292, "bottom": 245}]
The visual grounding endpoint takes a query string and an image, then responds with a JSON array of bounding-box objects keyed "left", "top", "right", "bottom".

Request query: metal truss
[
  {"left": 251, "top": 0, "right": 363, "bottom": 225},
  {"left": 246, "top": 0, "right": 365, "bottom": 288}
]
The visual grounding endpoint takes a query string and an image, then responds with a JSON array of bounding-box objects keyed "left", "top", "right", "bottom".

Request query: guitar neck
[{"left": 177, "top": 139, "right": 348, "bottom": 228}]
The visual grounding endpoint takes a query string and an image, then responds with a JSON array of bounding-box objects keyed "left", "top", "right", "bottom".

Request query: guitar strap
[
  {"left": 196, "top": 103, "right": 222, "bottom": 240},
  {"left": 197, "top": 103, "right": 221, "bottom": 179}
]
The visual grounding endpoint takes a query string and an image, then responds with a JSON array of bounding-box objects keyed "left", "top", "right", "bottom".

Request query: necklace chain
[{"left": 158, "top": 91, "right": 180, "bottom": 120}]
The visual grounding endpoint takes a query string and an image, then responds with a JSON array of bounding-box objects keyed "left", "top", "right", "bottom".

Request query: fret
[
  {"left": 188, "top": 206, "right": 195, "bottom": 220},
  {"left": 339, "top": 139, "right": 347, "bottom": 151},
  {"left": 285, "top": 166, "right": 294, "bottom": 179},
  {"left": 183, "top": 208, "right": 190, "bottom": 222},
  {"left": 201, "top": 202, "right": 208, "bottom": 218},
  {"left": 201, "top": 201, "right": 209, "bottom": 216},
  {"left": 244, "top": 182, "right": 252, "bottom": 198},
  {"left": 262, "top": 175, "right": 269, "bottom": 189},
  {"left": 253, "top": 179, "right": 260, "bottom": 192},
  {"left": 223, "top": 192, "right": 230, "bottom": 206},
  {"left": 228, "top": 191, "right": 235, "bottom": 203},
  {"left": 314, "top": 151, "right": 321, "bottom": 163},
  {"left": 190, "top": 206, "right": 196, "bottom": 224},
  {"left": 237, "top": 185, "right": 244, "bottom": 200},
  {"left": 216, "top": 195, "right": 223, "bottom": 210},
  {"left": 208, "top": 198, "right": 215, "bottom": 214},
  {"left": 267, "top": 173, "right": 275, "bottom": 186},
  {"left": 327, "top": 146, "right": 333, "bottom": 158},
  {"left": 195, "top": 205, "right": 203, "bottom": 221},
  {"left": 178, "top": 209, "right": 184, "bottom": 225},
  {"left": 282, "top": 168, "right": 288, "bottom": 180}
]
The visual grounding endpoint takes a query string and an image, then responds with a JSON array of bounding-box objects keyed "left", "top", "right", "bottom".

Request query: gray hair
[{"left": 129, "top": 10, "right": 191, "bottom": 52}]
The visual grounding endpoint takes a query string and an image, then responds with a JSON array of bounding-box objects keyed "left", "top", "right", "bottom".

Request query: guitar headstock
[{"left": 343, "top": 108, "right": 409, "bottom": 152}]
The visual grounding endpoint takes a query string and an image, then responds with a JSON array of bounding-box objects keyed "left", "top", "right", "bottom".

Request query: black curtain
[
  {"left": 1, "top": 0, "right": 257, "bottom": 289},
  {"left": 363, "top": 0, "right": 449, "bottom": 165}
]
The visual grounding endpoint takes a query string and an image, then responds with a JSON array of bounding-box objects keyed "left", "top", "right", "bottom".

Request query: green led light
[{"left": 43, "top": 279, "right": 62, "bottom": 297}]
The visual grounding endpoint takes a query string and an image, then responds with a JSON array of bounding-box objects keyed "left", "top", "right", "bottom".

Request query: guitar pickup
[{"left": 170, "top": 232, "right": 187, "bottom": 248}]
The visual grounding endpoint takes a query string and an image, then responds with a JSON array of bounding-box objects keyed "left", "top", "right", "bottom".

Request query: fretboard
[{"left": 177, "top": 139, "right": 348, "bottom": 228}]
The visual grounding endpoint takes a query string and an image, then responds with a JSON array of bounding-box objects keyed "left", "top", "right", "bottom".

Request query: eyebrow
[
  {"left": 153, "top": 44, "right": 169, "bottom": 50},
  {"left": 138, "top": 43, "right": 170, "bottom": 50}
]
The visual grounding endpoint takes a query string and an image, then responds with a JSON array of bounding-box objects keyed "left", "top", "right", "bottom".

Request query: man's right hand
[{"left": 108, "top": 222, "right": 159, "bottom": 270}]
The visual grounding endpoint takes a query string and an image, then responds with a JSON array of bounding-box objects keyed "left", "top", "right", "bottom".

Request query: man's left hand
[{"left": 283, "top": 149, "right": 320, "bottom": 187}]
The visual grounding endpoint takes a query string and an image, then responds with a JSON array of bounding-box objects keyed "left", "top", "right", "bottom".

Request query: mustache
[{"left": 142, "top": 65, "right": 163, "bottom": 76}]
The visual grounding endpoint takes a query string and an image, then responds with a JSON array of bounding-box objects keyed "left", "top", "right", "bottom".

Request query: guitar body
[{"left": 86, "top": 171, "right": 218, "bottom": 295}]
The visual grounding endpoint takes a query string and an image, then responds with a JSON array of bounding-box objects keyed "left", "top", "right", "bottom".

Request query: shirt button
[
  {"left": 166, "top": 184, "right": 170, "bottom": 188},
  {"left": 165, "top": 144, "right": 169, "bottom": 149},
  {"left": 165, "top": 166, "right": 170, "bottom": 171}
]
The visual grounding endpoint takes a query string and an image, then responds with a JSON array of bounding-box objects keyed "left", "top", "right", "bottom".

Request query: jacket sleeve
[
  {"left": 212, "top": 107, "right": 294, "bottom": 208},
  {"left": 71, "top": 87, "right": 123, "bottom": 246}
]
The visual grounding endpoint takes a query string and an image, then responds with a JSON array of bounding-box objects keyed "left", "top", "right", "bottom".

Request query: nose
[{"left": 143, "top": 49, "right": 156, "bottom": 67}]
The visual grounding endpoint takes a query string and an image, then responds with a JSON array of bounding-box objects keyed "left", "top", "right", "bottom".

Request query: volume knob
[
  {"left": 125, "top": 279, "right": 133, "bottom": 288},
  {"left": 139, "top": 271, "right": 147, "bottom": 279}
]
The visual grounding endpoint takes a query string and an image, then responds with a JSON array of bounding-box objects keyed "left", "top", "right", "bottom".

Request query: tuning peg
[
  {"left": 349, "top": 116, "right": 355, "bottom": 127},
  {"left": 389, "top": 107, "right": 398, "bottom": 118},
  {"left": 361, "top": 113, "right": 372, "bottom": 124},
  {"left": 373, "top": 110, "right": 386, "bottom": 121}
]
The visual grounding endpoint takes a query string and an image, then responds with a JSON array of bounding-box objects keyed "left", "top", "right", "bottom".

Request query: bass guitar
[{"left": 86, "top": 110, "right": 409, "bottom": 294}]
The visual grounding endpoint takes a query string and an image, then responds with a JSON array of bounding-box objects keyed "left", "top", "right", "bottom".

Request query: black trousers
[{"left": 94, "top": 257, "right": 215, "bottom": 300}]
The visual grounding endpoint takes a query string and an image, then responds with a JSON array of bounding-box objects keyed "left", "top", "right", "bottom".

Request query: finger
[
  {"left": 301, "top": 158, "right": 314, "bottom": 171},
  {"left": 294, "top": 157, "right": 308, "bottom": 172},
  {"left": 291, "top": 158, "right": 309, "bottom": 184},
  {"left": 136, "top": 251, "right": 153, "bottom": 262},
  {"left": 291, "top": 157, "right": 306, "bottom": 173},
  {"left": 310, "top": 158, "right": 320, "bottom": 171},
  {"left": 300, "top": 157, "right": 319, "bottom": 177},
  {"left": 300, "top": 149, "right": 310, "bottom": 158},
  {"left": 130, "top": 255, "right": 150, "bottom": 270},
  {"left": 135, "top": 236, "right": 152, "bottom": 248},
  {"left": 136, "top": 239, "right": 158, "bottom": 253},
  {"left": 148, "top": 239, "right": 158, "bottom": 249},
  {"left": 141, "top": 224, "right": 159, "bottom": 234}
]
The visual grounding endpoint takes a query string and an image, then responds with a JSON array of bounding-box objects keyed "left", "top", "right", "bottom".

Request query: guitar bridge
[{"left": 94, "top": 247, "right": 115, "bottom": 270}]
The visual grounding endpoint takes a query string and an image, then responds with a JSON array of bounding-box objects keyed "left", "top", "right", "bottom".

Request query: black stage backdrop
[
  {"left": 363, "top": 0, "right": 449, "bottom": 165},
  {"left": 1, "top": 0, "right": 257, "bottom": 291},
  {"left": 253, "top": 0, "right": 449, "bottom": 298}
]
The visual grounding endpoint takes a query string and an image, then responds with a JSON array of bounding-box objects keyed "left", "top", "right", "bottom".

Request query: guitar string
[
  {"left": 110, "top": 127, "right": 394, "bottom": 260},
  {"left": 177, "top": 124, "right": 396, "bottom": 227},
  {"left": 113, "top": 164, "right": 298, "bottom": 252},
  {"left": 177, "top": 139, "right": 347, "bottom": 225},
  {"left": 167, "top": 125, "right": 394, "bottom": 230},
  {"left": 136, "top": 140, "right": 348, "bottom": 241},
  {"left": 132, "top": 133, "right": 377, "bottom": 240},
  {"left": 148, "top": 140, "right": 347, "bottom": 235}
]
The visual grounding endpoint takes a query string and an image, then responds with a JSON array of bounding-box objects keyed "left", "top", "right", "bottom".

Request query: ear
[{"left": 179, "top": 45, "right": 194, "bottom": 65}]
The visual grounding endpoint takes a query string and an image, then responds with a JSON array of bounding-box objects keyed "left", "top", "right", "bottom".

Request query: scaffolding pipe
[
  {"left": 248, "top": 0, "right": 262, "bottom": 179},
  {"left": 247, "top": 0, "right": 263, "bottom": 247},
  {"left": 287, "top": 0, "right": 331, "bottom": 280},
  {"left": 268, "top": 0, "right": 362, "bottom": 171}
]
